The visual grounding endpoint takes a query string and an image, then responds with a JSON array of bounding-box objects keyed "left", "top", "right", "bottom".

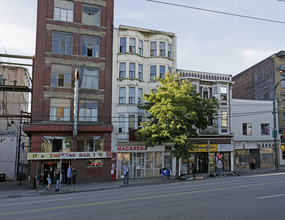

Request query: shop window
[
  {"left": 54, "top": 0, "right": 73, "bottom": 22},
  {"left": 87, "top": 159, "right": 104, "bottom": 167},
  {"left": 42, "top": 136, "right": 72, "bottom": 152},
  {"left": 80, "top": 67, "right": 99, "bottom": 89},
  {"left": 81, "top": 35, "right": 100, "bottom": 57},
  {"left": 79, "top": 99, "right": 98, "bottom": 122},
  {"left": 120, "top": 37, "right": 126, "bottom": 53},
  {"left": 52, "top": 32, "right": 72, "bottom": 55},
  {"left": 51, "top": 64, "right": 71, "bottom": 87},
  {"left": 150, "top": 42, "right": 156, "bottom": 56},
  {"left": 261, "top": 123, "right": 269, "bottom": 135},
  {"left": 119, "top": 62, "right": 126, "bottom": 78},
  {"left": 242, "top": 123, "right": 252, "bottom": 135},
  {"left": 50, "top": 98, "right": 70, "bottom": 121},
  {"left": 77, "top": 136, "right": 103, "bottom": 152},
  {"left": 82, "top": 5, "right": 101, "bottom": 26}
]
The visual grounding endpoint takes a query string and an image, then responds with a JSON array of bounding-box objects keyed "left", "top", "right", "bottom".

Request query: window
[
  {"left": 129, "top": 63, "right": 135, "bottom": 79},
  {"left": 77, "top": 136, "right": 103, "bottom": 152},
  {"left": 120, "top": 37, "right": 126, "bottom": 53},
  {"left": 213, "top": 86, "right": 218, "bottom": 98},
  {"left": 54, "top": 0, "right": 73, "bottom": 22},
  {"left": 261, "top": 124, "right": 269, "bottom": 135},
  {"left": 150, "top": 65, "right": 156, "bottom": 81},
  {"left": 87, "top": 159, "right": 104, "bottom": 167},
  {"left": 81, "top": 35, "right": 100, "bottom": 57},
  {"left": 150, "top": 42, "right": 156, "bottom": 56},
  {"left": 80, "top": 67, "right": 99, "bottom": 89},
  {"left": 221, "top": 111, "right": 228, "bottom": 127},
  {"left": 129, "top": 115, "right": 135, "bottom": 130},
  {"left": 119, "top": 87, "right": 126, "bottom": 104},
  {"left": 50, "top": 99, "right": 70, "bottom": 121},
  {"left": 203, "top": 87, "right": 209, "bottom": 99},
  {"left": 138, "top": 40, "right": 143, "bottom": 55},
  {"left": 242, "top": 123, "right": 252, "bottom": 135},
  {"left": 138, "top": 115, "right": 143, "bottom": 128},
  {"left": 52, "top": 32, "right": 72, "bottom": 55},
  {"left": 138, "top": 88, "right": 143, "bottom": 105},
  {"left": 220, "top": 86, "right": 227, "bottom": 101},
  {"left": 129, "top": 87, "right": 135, "bottom": 104},
  {"left": 160, "top": 65, "right": 165, "bottom": 79},
  {"left": 51, "top": 64, "right": 71, "bottom": 87},
  {"left": 79, "top": 100, "right": 98, "bottom": 122},
  {"left": 119, "top": 115, "right": 125, "bottom": 133},
  {"left": 282, "top": 75, "right": 285, "bottom": 89},
  {"left": 168, "top": 43, "right": 172, "bottom": 59},
  {"left": 138, "top": 64, "right": 143, "bottom": 80},
  {"left": 42, "top": 136, "right": 71, "bottom": 152},
  {"left": 168, "top": 67, "right": 172, "bottom": 74},
  {"left": 129, "top": 38, "right": 136, "bottom": 53},
  {"left": 82, "top": 5, "right": 101, "bottom": 26},
  {"left": 119, "top": 63, "right": 126, "bottom": 78},
  {"left": 159, "top": 42, "right": 165, "bottom": 56}
]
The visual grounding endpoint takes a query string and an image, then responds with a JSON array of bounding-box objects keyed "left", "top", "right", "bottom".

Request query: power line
[{"left": 146, "top": 0, "right": 285, "bottom": 25}]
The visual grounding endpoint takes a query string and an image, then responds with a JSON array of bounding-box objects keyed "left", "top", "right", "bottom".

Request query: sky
[{"left": 0, "top": 0, "right": 284, "bottom": 76}]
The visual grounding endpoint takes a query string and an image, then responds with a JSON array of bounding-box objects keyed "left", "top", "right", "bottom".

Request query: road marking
[
  {"left": 245, "top": 172, "right": 285, "bottom": 178},
  {"left": 1, "top": 180, "right": 285, "bottom": 216},
  {"left": 258, "top": 194, "right": 285, "bottom": 200}
]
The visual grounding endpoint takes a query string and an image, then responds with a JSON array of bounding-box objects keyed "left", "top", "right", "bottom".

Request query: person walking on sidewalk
[
  {"left": 217, "top": 158, "right": 223, "bottom": 176},
  {"left": 35, "top": 171, "right": 42, "bottom": 191},
  {"left": 72, "top": 167, "right": 77, "bottom": 185},
  {"left": 123, "top": 163, "right": 129, "bottom": 185},
  {"left": 250, "top": 155, "right": 256, "bottom": 171},
  {"left": 46, "top": 167, "right": 53, "bottom": 191},
  {"left": 54, "top": 168, "right": 61, "bottom": 191},
  {"left": 67, "top": 166, "right": 71, "bottom": 185}
]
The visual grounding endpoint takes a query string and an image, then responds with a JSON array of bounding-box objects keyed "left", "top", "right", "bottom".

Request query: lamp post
[{"left": 273, "top": 66, "right": 285, "bottom": 171}]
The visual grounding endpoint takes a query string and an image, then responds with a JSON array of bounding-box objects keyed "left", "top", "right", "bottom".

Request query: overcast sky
[{"left": 0, "top": 0, "right": 284, "bottom": 76}]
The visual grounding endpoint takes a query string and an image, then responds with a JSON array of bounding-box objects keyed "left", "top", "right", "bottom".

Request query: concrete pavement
[{"left": 1, "top": 166, "right": 284, "bottom": 199}]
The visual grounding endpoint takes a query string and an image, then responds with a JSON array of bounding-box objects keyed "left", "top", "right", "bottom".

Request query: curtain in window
[
  {"left": 80, "top": 67, "right": 99, "bottom": 89},
  {"left": 82, "top": 5, "right": 101, "bottom": 26},
  {"left": 81, "top": 36, "right": 100, "bottom": 57}
]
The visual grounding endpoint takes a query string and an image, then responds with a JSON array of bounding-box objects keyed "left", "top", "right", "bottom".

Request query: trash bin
[{"left": 0, "top": 173, "right": 6, "bottom": 182}]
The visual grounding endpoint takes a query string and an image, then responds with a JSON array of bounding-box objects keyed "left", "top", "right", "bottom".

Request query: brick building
[{"left": 23, "top": 0, "right": 114, "bottom": 185}]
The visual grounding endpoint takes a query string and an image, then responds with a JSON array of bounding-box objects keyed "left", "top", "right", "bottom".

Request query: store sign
[
  {"left": 217, "top": 144, "right": 233, "bottom": 152},
  {"left": 117, "top": 146, "right": 146, "bottom": 152},
  {"left": 189, "top": 144, "right": 217, "bottom": 153},
  {"left": 27, "top": 152, "right": 111, "bottom": 160}
]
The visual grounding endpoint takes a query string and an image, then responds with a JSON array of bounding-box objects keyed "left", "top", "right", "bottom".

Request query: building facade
[
  {"left": 178, "top": 69, "right": 234, "bottom": 174},
  {"left": 232, "top": 99, "right": 275, "bottom": 170},
  {"left": 23, "top": 0, "right": 114, "bottom": 185},
  {"left": 112, "top": 25, "right": 177, "bottom": 179},
  {"left": 0, "top": 65, "right": 31, "bottom": 180},
  {"left": 232, "top": 51, "right": 285, "bottom": 166}
]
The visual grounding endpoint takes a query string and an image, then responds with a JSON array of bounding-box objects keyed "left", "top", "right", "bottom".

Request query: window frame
[
  {"left": 79, "top": 67, "right": 99, "bottom": 89},
  {"left": 129, "top": 38, "right": 136, "bottom": 53},
  {"left": 119, "top": 62, "right": 126, "bottom": 78},
  {"left": 50, "top": 98, "right": 70, "bottom": 121},
  {"left": 138, "top": 64, "right": 143, "bottom": 80},
  {"left": 129, "top": 63, "right": 135, "bottom": 79},
  {"left": 129, "top": 87, "right": 135, "bottom": 104},
  {"left": 54, "top": 0, "right": 74, "bottom": 22},
  {"left": 159, "top": 42, "right": 165, "bottom": 56},
  {"left": 138, "top": 39, "right": 143, "bottom": 55},
  {"left": 120, "top": 37, "right": 126, "bottom": 53},
  {"left": 51, "top": 64, "right": 72, "bottom": 88},
  {"left": 150, "top": 65, "right": 157, "bottom": 81},
  {"left": 52, "top": 32, "right": 73, "bottom": 55},
  {"left": 79, "top": 99, "right": 98, "bottom": 122},
  {"left": 81, "top": 35, "right": 100, "bottom": 57},
  {"left": 119, "top": 87, "right": 126, "bottom": 104},
  {"left": 242, "top": 123, "right": 252, "bottom": 136},
  {"left": 150, "top": 42, "right": 157, "bottom": 56},
  {"left": 82, "top": 4, "right": 101, "bottom": 26}
]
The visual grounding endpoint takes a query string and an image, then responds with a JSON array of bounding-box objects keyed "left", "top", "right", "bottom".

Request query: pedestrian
[
  {"left": 164, "top": 168, "right": 171, "bottom": 181},
  {"left": 217, "top": 158, "right": 223, "bottom": 176},
  {"left": 72, "top": 167, "right": 77, "bottom": 185},
  {"left": 46, "top": 166, "right": 53, "bottom": 191},
  {"left": 159, "top": 168, "right": 165, "bottom": 180},
  {"left": 54, "top": 168, "right": 60, "bottom": 191},
  {"left": 17, "top": 171, "right": 23, "bottom": 186},
  {"left": 67, "top": 166, "right": 71, "bottom": 185},
  {"left": 35, "top": 171, "right": 41, "bottom": 191},
  {"left": 61, "top": 168, "right": 66, "bottom": 184},
  {"left": 123, "top": 163, "right": 129, "bottom": 185},
  {"left": 250, "top": 155, "right": 256, "bottom": 171}
]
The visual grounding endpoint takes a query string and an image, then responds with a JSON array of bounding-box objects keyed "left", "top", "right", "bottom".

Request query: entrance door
[
  {"left": 134, "top": 153, "right": 145, "bottom": 178},
  {"left": 195, "top": 153, "right": 208, "bottom": 173},
  {"left": 249, "top": 149, "right": 260, "bottom": 169}
]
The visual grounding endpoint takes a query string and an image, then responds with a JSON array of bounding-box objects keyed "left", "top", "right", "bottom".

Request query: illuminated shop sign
[
  {"left": 117, "top": 146, "right": 146, "bottom": 152},
  {"left": 27, "top": 152, "right": 111, "bottom": 160}
]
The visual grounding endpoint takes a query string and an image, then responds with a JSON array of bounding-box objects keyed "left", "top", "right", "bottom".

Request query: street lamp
[{"left": 273, "top": 65, "right": 285, "bottom": 171}]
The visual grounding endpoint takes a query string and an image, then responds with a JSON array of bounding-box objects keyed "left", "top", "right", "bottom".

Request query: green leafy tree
[{"left": 137, "top": 73, "right": 218, "bottom": 178}]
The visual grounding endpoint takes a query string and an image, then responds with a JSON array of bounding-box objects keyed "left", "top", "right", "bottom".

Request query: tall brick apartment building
[{"left": 23, "top": 0, "right": 114, "bottom": 184}]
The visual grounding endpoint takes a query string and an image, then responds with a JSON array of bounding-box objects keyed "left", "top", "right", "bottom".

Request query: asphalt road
[{"left": 1, "top": 173, "right": 285, "bottom": 220}]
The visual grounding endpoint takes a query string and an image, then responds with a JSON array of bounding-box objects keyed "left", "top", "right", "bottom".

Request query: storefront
[{"left": 115, "top": 145, "right": 172, "bottom": 179}]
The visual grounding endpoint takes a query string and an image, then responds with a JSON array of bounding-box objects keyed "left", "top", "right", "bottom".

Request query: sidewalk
[{"left": 1, "top": 166, "right": 285, "bottom": 199}]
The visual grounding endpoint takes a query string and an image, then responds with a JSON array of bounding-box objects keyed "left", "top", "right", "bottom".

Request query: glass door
[{"left": 134, "top": 153, "right": 145, "bottom": 178}]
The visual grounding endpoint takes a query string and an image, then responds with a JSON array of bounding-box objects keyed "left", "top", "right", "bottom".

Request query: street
[{"left": 1, "top": 173, "right": 285, "bottom": 220}]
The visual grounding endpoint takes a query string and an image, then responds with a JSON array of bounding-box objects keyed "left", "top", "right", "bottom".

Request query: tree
[{"left": 137, "top": 73, "right": 218, "bottom": 178}]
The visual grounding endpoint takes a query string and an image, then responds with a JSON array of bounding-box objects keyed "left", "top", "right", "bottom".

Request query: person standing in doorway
[
  {"left": 123, "top": 163, "right": 129, "bottom": 185},
  {"left": 46, "top": 166, "right": 53, "bottom": 191},
  {"left": 217, "top": 158, "right": 223, "bottom": 176},
  {"left": 54, "top": 168, "right": 60, "bottom": 191},
  {"left": 72, "top": 167, "right": 77, "bottom": 185},
  {"left": 67, "top": 166, "right": 71, "bottom": 185},
  {"left": 250, "top": 155, "right": 256, "bottom": 171}
]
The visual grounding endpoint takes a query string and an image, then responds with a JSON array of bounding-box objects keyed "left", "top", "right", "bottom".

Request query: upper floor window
[
  {"left": 82, "top": 5, "right": 101, "bottom": 26},
  {"left": 242, "top": 123, "right": 252, "bottom": 135},
  {"left": 220, "top": 86, "right": 227, "bottom": 101},
  {"left": 168, "top": 67, "right": 172, "bottom": 74},
  {"left": 138, "top": 64, "right": 143, "bottom": 80},
  {"left": 129, "top": 87, "right": 135, "bottom": 104},
  {"left": 42, "top": 136, "right": 71, "bottom": 153},
  {"left": 54, "top": 0, "right": 73, "bottom": 22},
  {"left": 168, "top": 43, "right": 172, "bottom": 59},
  {"left": 160, "top": 65, "right": 165, "bottom": 79},
  {"left": 52, "top": 32, "right": 72, "bottom": 55},
  {"left": 118, "top": 115, "right": 125, "bottom": 133},
  {"left": 221, "top": 111, "right": 228, "bottom": 128},
  {"left": 213, "top": 86, "right": 218, "bottom": 98},
  {"left": 150, "top": 42, "right": 157, "bottom": 56},
  {"left": 150, "top": 65, "right": 156, "bottom": 81},
  {"left": 80, "top": 67, "right": 99, "bottom": 89},
  {"left": 120, "top": 37, "right": 126, "bottom": 53},
  {"left": 159, "top": 42, "right": 165, "bottom": 56},
  {"left": 138, "top": 40, "right": 143, "bottom": 55},
  {"left": 202, "top": 87, "right": 209, "bottom": 99},
  {"left": 79, "top": 99, "right": 98, "bottom": 122},
  {"left": 129, "top": 63, "right": 135, "bottom": 79},
  {"left": 138, "top": 115, "right": 143, "bottom": 128},
  {"left": 50, "top": 98, "right": 70, "bottom": 121},
  {"left": 138, "top": 88, "right": 143, "bottom": 105},
  {"left": 261, "top": 124, "right": 270, "bottom": 135},
  {"left": 119, "top": 62, "right": 126, "bottom": 78},
  {"left": 81, "top": 35, "right": 100, "bottom": 57},
  {"left": 129, "top": 38, "right": 136, "bottom": 53},
  {"left": 119, "top": 87, "right": 126, "bottom": 104},
  {"left": 129, "top": 115, "right": 135, "bottom": 130},
  {"left": 51, "top": 64, "right": 71, "bottom": 87},
  {"left": 77, "top": 136, "right": 103, "bottom": 152}
]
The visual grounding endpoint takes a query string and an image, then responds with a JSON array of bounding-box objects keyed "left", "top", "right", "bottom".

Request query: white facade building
[
  {"left": 232, "top": 99, "right": 275, "bottom": 170},
  {"left": 112, "top": 25, "right": 177, "bottom": 179}
]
